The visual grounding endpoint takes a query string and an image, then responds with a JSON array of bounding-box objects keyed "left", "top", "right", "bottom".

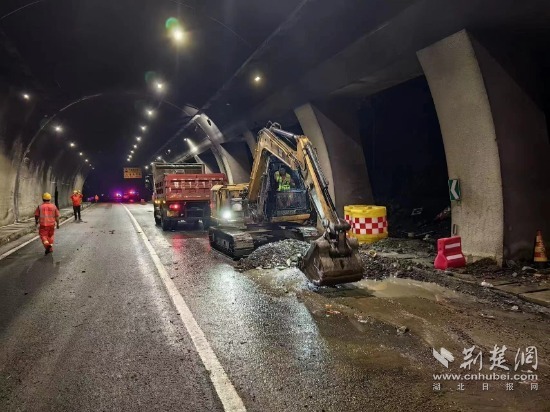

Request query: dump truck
[
  {"left": 208, "top": 123, "right": 363, "bottom": 286},
  {"left": 147, "top": 162, "right": 227, "bottom": 231}
]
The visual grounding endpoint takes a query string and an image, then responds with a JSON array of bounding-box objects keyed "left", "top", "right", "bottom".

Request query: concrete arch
[{"left": 418, "top": 30, "right": 550, "bottom": 262}]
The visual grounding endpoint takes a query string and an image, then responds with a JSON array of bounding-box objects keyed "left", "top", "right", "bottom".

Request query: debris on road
[
  {"left": 481, "top": 280, "right": 494, "bottom": 288},
  {"left": 236, "top": 239, "right": 310, "bottom": 271},
  {"left": 396, "top": 326, "right": 409, "bottom": 335}
]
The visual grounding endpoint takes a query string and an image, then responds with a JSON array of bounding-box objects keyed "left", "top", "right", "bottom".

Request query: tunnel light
[
  {"left": 140, "top": 125, "right": 147, "bottom": 131},
  {"left": 156, "top": 82, "right": 164, "bottom": 90},
  {"left": 69, "top": 142, "right": 76, "bottom": 148},
  {"left": 254, "top": 75, "right": 261, "bottom": 83},
  {"left": 145, "top": 165, "right": 149, "bottom": 170},
  {"left": 130, "top": 150, "right": 134, "bottom": 154},
  {"left": 146, "top": 109, "right": 154, "bottom": 117},
  {"left": 157, "top": 156, "right": 162, "bottom": 160},
  {"left": 79, "top": 152, "right": 83, "bottom": 156},
  {"left": 172, "top": 28, "right": 184, "bottom": 42},
  {"left": 127, "top": 159, "right": 131, "bottom": 162},
  {"left": 136, "top": 136, "right": 142, "bottom": 141},
  {"left": 54, "top": 125, "right": 63, "bottom": 133},
  {"left": 150, "top": 162, "right": 154, "bottom": 165},
  {"left": 133, "top": 144, "right": 137, "bottom": 149},
  {"left": 184, "top": 138, "right": 189, "bottom": 141},
  {"left": 22, "top": 93, "right": 30, "bottom": 100},
  {"left": 85, "top": 159, "right": 88, "bottom": 162}
]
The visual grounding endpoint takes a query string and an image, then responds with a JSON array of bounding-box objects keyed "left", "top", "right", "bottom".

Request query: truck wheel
[
  {"left": 161, "top": 217, "right": 170, "bottom": 231},
  {"left": 195, "top": 221, "right": 204, "bottom": 231},
  {"left": 155, "top": 217, "right": 161, "bottom": 226}
]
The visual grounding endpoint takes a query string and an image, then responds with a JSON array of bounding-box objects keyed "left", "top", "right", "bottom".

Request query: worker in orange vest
[
  {"left": 35, "top": 193, "right": 60, "bottom": 255},
  {"left": 71, "top": 190, "right": 83, "bottom": 221}
]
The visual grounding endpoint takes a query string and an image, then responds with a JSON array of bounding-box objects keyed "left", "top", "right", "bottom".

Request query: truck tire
[{"left": 161, "top": 216, "right": 170, "bottom": 231}]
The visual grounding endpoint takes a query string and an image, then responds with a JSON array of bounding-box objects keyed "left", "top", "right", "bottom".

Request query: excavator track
[{"left": 208, "top": 227, "right": 255, "bottom": 259}]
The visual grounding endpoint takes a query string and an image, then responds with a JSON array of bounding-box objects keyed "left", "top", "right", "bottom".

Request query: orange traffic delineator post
[{"left": 534, "top": 230, "right": 548, "bottom": 264}]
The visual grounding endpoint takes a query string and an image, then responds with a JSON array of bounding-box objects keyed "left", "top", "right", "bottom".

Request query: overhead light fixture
[
  {"left": 69, "top": 142, "right": 76, "bottom": 148},
  {"left": 130, "top": 150, "right": 134, "bottom": 154},
  {"left": 145, "top": 165, "right": 149, "bottom": 170},
  {"left": 54, "top": 125, "right": 63, "bottom": 133},
  {"left": 79, "top": 152, "right": 83, "bottom": 156},
  {"left": 146, "top": 109, "right": 154, "bottom": 117},
  {"left": 133, "top": 144, "right": 137, "bottom": 149},
  {"left": 22, "top": 93, "right": 30, "bottom": 100},
  {"left": 140, "top": 125, "right": 147, "bottom": 131},
  {"left": 254, "top": 75, "right": 261, "bottom": 83},
  {"left": 157, "top": 156, "right": 162, "bottom": 160},
  {"left": 173, "top": 28, "right": 184, "bottom": 42},
  {"left": 136, "top": 136, "right": 142, "bottom": 141},
  {"left": 85, "top": 159, "right": 89, "bottom": 162},
  {"left": 127, "top": 159, "right": 131, "bottom": 162},
  {"left": 156, "top": 82, "right": 164, "bottom": 90}
]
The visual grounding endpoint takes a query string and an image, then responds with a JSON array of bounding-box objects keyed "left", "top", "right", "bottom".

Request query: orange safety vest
[
  {"left": 71, "top": 194, "right": 82, "bottom": 206},
  {"left": 35, "top": 203, "right": 60, "bottom": 227}
]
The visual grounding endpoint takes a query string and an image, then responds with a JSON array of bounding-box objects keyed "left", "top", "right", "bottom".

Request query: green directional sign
[{"left": 448, "top": 179, "right": 461, "bottom": 201}]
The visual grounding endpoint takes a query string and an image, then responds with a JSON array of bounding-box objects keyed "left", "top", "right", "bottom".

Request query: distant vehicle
[
  {"left": 112, "top": 190, "right": 139, "bottom": 203},
  {"left": 146, "top": 162, "right": 226, "bottom": 231}
]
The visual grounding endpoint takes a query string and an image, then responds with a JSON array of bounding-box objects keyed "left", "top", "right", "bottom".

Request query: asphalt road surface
[{"left": 1, "top": 203, "right": 548, "bottom": 412}]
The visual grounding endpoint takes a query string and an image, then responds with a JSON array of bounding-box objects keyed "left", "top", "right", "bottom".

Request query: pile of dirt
[
  {"left": 236, "top": 239, "right": 310, "bottom": 271},
  {"left": 357, "top": 250, "right": 427, "bottom": 280}
]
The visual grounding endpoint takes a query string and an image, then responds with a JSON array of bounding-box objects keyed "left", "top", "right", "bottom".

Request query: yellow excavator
[{"left": 208, "top": 123, "right": 363, "bottom": 286}]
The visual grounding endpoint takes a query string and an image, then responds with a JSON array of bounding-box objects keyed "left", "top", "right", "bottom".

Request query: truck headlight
[{"left": 222, "top": 210, "right": 232, "bottom": 220}]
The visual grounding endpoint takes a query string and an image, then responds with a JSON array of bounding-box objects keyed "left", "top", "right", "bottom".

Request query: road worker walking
[
  {"left": 71, "top": 190, "right": 83, "bottom": 221},
  {"left": 35, "top": 193, "right": 60, "bottom": 255}
]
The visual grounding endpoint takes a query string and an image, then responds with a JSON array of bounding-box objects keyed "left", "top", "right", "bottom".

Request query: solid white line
[
  {"left": 123, "top": 205, "right": 246, "bottom": 412},
  {"left": 0, "top": 207, "right": 86, "bottom": 261}
]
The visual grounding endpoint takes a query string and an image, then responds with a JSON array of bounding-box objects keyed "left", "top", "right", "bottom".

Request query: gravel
[{"left": 236, "top": 239, "right": 311, "bottom": 271}]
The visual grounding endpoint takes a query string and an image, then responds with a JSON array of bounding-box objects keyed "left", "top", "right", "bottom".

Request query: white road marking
[
  {"left": 0, "top": 207, "right": 89, "bottom": 261},
  {"left": 123, "top": 205, "right": 246, "bottom": 412}
]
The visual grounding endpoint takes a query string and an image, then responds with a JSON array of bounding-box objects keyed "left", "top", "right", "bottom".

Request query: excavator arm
[{"left": 264, "top": 125, "right": 364, "bottom": 285}]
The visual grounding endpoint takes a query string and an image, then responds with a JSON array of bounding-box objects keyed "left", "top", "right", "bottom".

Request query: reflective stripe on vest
[
  {"left": 39, "top": 203, "right": 58, "bottom": 227},
  {"left": 275, "top": 173, "right": 291, "bottom": 191}
]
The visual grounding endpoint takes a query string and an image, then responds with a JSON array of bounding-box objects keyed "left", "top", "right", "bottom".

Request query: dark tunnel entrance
[{"left": 358, "top": 76, "right": 451, "bottom": 239}]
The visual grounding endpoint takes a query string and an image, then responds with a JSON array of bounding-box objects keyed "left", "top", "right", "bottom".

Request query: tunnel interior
[{"left": 358, "top": 76, "right": 451, "bottom": 238}]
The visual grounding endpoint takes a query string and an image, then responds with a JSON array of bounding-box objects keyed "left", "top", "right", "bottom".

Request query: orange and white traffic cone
[{"left": 534, "top": 230, "right": 548, "bottom": 266}]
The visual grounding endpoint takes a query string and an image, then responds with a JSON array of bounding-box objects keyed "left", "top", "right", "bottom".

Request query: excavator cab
[{"left": 265, "top": 160, "right": 311, "bottom": 220}]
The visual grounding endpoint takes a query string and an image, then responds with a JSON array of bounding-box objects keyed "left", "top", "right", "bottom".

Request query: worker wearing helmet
[
  {"left": 35, "top": 193, "right": 60, "bottom": 255},
  {"left": 71, "top": 190, "right": 83, "bottom": 221},
  {"left": 274, "top": 166, "right": 295, "bottom": 208}
]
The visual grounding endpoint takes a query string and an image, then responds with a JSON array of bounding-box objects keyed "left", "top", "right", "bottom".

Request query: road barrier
[
  {"left": 345, "top": 205, "right": 388, "bottom": 244},
  {"left": 434, "top": 236, "right": 466, "bottom": 269},
  {"left": 534, "top": 230, "right": 548, "bottom": 263}
]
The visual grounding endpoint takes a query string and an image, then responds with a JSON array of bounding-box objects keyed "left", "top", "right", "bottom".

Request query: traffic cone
[{"left": 533, "top": 230, "right": 548, "bottom": 266}]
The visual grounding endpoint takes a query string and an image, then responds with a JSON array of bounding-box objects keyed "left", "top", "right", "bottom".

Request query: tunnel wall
[
  {"left": 219, "top": 141, "right": 252, "bottom": 184},
  {"left": 0, "top": 80, "right": 86, "bottom": 225},
  {"left": 418, "top": 30, "right": 505, "bottom": 263},
  {"left": 471, "top": 37, "right": 550, "bottom": 260}
]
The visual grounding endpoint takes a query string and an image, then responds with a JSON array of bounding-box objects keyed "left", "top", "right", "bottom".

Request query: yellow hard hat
[
  {"left": 43, "top": 192, "right": 52, "bottom": 200},
  {"left": 73, "top": 190, "right": 78, "bottom": 194}
]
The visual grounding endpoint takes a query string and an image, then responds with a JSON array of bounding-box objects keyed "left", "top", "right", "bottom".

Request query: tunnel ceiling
[{"left": 0, "top": 0, "right": 300, "bottom": 181}]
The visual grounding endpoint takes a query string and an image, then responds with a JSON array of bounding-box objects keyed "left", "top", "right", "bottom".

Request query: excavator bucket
[{"left": 299, "top": 236, "right": 364, "bottom": 286}]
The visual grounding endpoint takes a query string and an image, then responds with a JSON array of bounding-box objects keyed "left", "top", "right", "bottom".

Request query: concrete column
[
  {"left": 219, "top": 141, "right": 252, "bottom": 184},
  {"left": 243, "top": 130, "right": 257, "bottom": 159},
  {"left": 418, "top": 30, "right": 503, "bottom": 262},
  {"left": 295, "top": 101, "right": 373, "bottom": 215}
]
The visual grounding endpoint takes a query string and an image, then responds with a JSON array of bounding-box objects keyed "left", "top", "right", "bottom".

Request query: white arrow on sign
[{"left": 450, "top": 180, "right": 460, "bottom": 200}]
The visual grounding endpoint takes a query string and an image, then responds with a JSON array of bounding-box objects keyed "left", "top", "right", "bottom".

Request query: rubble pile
[
  {"left": 236, "top": 239, "right": 310, "bottom": 271},
  {"left": 357, "top": 249, "right": 427, "bottom": 280}
]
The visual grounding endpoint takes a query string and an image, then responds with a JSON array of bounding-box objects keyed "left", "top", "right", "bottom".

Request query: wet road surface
[{"left": 1, "top": 203, "right": 548, "bottom": 411}]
